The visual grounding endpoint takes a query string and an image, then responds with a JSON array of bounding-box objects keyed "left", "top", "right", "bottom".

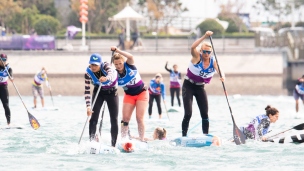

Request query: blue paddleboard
[{"left": 170, "top": 134, "right": 221, "bottom": 147}]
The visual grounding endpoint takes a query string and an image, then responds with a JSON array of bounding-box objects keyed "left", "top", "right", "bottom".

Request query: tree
[
  {"left": 296, "top": 21, "right": 304, "bottom": 27},
  {"left": 253, "top": 0, "right": 304, "bottom": 28},
  {"left": 34, "top": 15, "right": 60, "bottom": 35},
  {"left": 16, "top": 0, "right": 57, "bottom": 17},
  {"left": 197, "top": 19, "right": 224, "bottom": 36},
  {"left": 69, "top": 0, "right": 129, "bottom": 33},
  {"left": 145, "top": 0, "right": 187, "bottom": 33},
  {"left": 0, "top": 0, "right": 22, "bottom": 28},
  {"left": 217, "top": 0, "right": 247, "bottom": 33}
]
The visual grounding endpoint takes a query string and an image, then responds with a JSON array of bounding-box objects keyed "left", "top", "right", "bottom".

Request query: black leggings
[
  {"left": 89, "top": 87, "right": 119, "bottom": 147},
  {"left": 0, "top": 85, "right": 10, "bottom": 124},
  {"left": 170, "top": 88, "right": 181, "bottom": 107},
  {"left": 148, "top": 94, "right": 162, "bottom": 115},
  {"left": 182, "top": 79, "right": 209, "bottom": 136}
]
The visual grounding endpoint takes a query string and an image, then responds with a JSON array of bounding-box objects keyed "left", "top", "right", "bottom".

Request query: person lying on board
[
  {"left": 240, "top": 105, "right": 279, "bottom": 141},
  {"left": 131, "top": 127, "right": 167, "bottom": 141}
]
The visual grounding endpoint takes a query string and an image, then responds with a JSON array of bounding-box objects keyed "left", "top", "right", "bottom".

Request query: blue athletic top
[
  {"left": 148, "top": 79, "right": 165, "bottom": 99},
  {"left": 0, "top": 65, "right": 10, "bottom": 85},
  {"left": 117, "top": 62, "right": 144, "bottom": 95}
]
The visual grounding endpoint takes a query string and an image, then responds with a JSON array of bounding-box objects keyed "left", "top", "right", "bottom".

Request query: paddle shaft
[
  {"left": 266, "top": 124, "right": 304, "bottom": 140},
  {"left": 78, "top": 84, "right": 103, "bottom": 144},
  {"left": 162, "top": 98, "right": 170, "bottom": 120},
  {"left": 47, "top": 77, "right": 55, "bottom": 107},
  {"left": 209, "top": 36, "right": 245, "bottom": 145},
  {"left": 98, "top": 102, "right": 107, "bottom": 136}
]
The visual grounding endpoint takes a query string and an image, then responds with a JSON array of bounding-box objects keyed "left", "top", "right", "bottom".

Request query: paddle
[
  {"left": 0, "top": 58, "right": 40, "bottom": 130},
  {"left": 162, "top": 98, "right": 170, "bottom": 120},
  {"left": 98, "top": 102, "right": 107, "bottom": 136},
  {"left": 78, "top": 84, "right": 102, "bottom": 144},
  {"left": 188, "top": 120, "right": 202, "bottom": 135},
  {"left": 266, "top": 123, "right": 304, "bottom": 140},
  {"left": 45, "top": 75, "right": 55, "bottom": 107},
  {"left": 209, "top": 36, "right": 246, "bottom": 145}
]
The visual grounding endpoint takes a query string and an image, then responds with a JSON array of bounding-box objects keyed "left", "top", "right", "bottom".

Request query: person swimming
[
  {"left": 240, "top": 105, "right": 279, "bottom": 141},
  {"left": 131, "top": 127, "right": 167, "bottom": 141}
]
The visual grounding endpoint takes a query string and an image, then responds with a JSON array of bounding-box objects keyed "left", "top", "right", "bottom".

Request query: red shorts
[{"left": 123, "top": 90, "right": 149, "bottom": 105}]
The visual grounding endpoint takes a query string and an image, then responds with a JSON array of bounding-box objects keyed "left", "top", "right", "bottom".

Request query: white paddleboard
[
  {"left": 87, "top": 140, "right": 120, "bottom": 154},
  {"left": 29, "top": 107, "right": 59, "bottom": 111},
  {"left": 117, "top": 139, "right": 149, "bottom": 153}
]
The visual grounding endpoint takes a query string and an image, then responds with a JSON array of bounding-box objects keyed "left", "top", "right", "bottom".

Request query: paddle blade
[
  {"left": 233, "top": 124, "right": 246, "bottom": 145},
  {"left": 293, "top": 123, "right": 304, "bottom": 130},
  {"left": 28, "top": 112, "right": 40, "bottom": 130}
]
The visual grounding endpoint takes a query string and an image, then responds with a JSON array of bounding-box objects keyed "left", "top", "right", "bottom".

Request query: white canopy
[{"left": 109, "top": 3, "right": 145, "bottom": 41}]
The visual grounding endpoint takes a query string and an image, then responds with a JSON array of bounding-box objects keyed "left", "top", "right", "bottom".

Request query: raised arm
[
  {"left": 191, "top": 31, "right": 213, "bottom": 63},
  {"left": 165, "top": 62, "right": 172, "bottom": 73},
  {"left": 111, "top": 46, "right": 134, "bottom": 65}
]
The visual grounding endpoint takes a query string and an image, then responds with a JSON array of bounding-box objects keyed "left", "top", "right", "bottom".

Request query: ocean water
[{"left": 0, "top": 95, "right": 304, "bottom": 171}]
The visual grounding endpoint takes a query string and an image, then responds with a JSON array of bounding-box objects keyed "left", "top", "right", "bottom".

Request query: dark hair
[
  {"left": 155, "top": 127, "right": 167, "bottom": 140},
  {"left": 265, "top": 105, "right": 279, "bottom": 116},
  {"left": 0, "top": 54, "right": 7, "bottom": 58}
]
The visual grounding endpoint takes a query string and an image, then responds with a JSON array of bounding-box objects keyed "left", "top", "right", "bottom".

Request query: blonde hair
[
  {"left": 155, "top": 127, "right": 166, "bottom": 140},
  {"left": 200, "top": 42, "right": 212, "bottom": 50},
  {"left": 113, "top": 53, "right": 125, "bottom": 62}
]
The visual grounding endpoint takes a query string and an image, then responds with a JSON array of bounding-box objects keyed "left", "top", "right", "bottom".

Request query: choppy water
[{"left": 0, "top": 95, "right": 304, "bottom": 171}]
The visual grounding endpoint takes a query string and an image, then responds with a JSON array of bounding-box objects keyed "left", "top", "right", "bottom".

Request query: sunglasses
[
  {"left": 202, "top": 50, "right": 211, "bottom": 54},
  {"left": 1, "top": 58, "right": 6, "bottom": 62}
]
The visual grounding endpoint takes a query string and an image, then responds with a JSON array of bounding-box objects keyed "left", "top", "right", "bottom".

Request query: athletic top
[
  {"left": 295, "top": 78, "right": 304, "bottom": 95},
  {"left": 185, "top": 55, "right": 215, "bottom": 84},
  {"left": 84, "top": 62, "right": 117, "bottom": 107},
  {"left": 33, "top": 70, "right": 48, "bottom": 87},
  {"left": 148, "top": 79, "right": 165, "bottom": 99},
  {"left": 0, "top": 64, "right": 11, "bottom": 85},
  {"left": 165, "top": 63, "right": 181, "bottom": 88},
  {"left": 240, "top": 114, "right": 271, "bottom": 140},
  {"left": 117, "top": 62, "right": 144, "bottom": 96}
]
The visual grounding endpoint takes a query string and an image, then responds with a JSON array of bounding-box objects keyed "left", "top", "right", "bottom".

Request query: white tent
[{"left": 109, "top": 3, "right": 145, "bottom": 41}]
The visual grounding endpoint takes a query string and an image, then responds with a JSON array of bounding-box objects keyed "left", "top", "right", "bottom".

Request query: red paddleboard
[{"left": 122, "top": 142, "right": 134, "bottom": 153}]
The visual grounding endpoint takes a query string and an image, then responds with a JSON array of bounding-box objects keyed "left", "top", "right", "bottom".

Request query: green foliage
[
  {"left": 17, "top": 0, "right": 57, "bottom": 17},
  {"left": 295, "top": 21, "right": 304, "bottom": 27},
  {"left": 281, "top": 22, "right": 291, "bottom": 28},
  {"left": 197, "top": 19, "right": 224, "bottom": 35},
  {"left": 218, "top": 14, "right": 247, "bottom": 33},
  {"left": 34, "top": 15, "right": 60, "bottom": 35}
]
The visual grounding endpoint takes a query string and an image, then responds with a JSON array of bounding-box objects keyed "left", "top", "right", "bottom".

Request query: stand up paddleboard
[
  {"left": 0, "top": 126, "right": 23, "bottom": 130},
  {"left": 88, "top": 140, "right": 120, "bottom": 154},
  {"left": 117, "top": 140, "right": 149, "bottom": 153},
  {"left": 170, "top": 134, "right": 222, "bottom": 147},
  {"left": 268, "top": 133, "right": 304, "bottom": 144},
  {"left": 29, "top": 107, "right": 59, "bottom": 111}
]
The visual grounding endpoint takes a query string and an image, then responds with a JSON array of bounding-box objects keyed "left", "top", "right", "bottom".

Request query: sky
[{"left": 179, "top": 0, "right": 304, "bottom": 24}]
